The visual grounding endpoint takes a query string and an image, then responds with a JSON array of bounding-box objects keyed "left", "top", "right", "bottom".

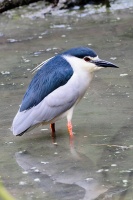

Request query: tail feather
[
  {"left": 12, "top": 109, "right": 36, "bottom": 136},
  {"left": 14, "top": 125, "right": 39, "bottom": 136}
]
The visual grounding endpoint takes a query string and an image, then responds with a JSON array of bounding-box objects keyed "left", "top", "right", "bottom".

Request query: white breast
[{"left": 63, "top": 55, "right": 93, "bottom": 100}]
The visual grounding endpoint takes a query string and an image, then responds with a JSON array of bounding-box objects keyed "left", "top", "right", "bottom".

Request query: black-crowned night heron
[{"left": 11, "top": 47, "right": 118, "bottom": 137}]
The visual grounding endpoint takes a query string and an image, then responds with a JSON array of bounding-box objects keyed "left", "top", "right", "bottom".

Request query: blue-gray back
[{"left": 20, "top": 55, "right": 73, "bottom": 112}]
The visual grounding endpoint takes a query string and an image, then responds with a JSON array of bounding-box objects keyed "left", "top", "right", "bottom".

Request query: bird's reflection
[
  {"left": 50, "top": 130, "right": 80, "bottom": 160},
  {"left": 15, "top": 143, "right": 107, "bottom": 200}
]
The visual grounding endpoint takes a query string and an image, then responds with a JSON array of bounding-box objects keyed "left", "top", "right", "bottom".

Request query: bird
[{"left": 11, "top": 46, "right": 118, "bottom": 138}]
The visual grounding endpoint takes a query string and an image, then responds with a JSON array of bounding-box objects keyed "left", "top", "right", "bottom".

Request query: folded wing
[{"left": 12, "top": 55, "right": 80, "bottom": 135}]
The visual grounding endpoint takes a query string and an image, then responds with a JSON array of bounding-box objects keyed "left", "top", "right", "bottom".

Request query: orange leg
[
  {"left": 50, "top": 123, "right": 55, "bottom": 132},
  {"left": 50, "top": 123, "right": 56, "bottom": 139},
  {"left": 67, "top": 121, "right": 73, "bottom": 137}
]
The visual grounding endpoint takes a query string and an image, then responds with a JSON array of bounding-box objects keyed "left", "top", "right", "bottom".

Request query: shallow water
[{"left": 0, "top": 3, "right": 133, "bottom": 200}]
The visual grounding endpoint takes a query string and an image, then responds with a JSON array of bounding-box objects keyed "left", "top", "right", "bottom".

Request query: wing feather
[
  {"left": 12, "top": 73, "right": 80, "bottom": 135},
  {"left": 20, "top": 55, "right": 73, "bottom": 112}
]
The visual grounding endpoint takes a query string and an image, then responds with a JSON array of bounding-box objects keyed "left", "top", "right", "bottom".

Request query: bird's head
[{"left": 62, "top": 47, "right": 118, "bottom": 73}]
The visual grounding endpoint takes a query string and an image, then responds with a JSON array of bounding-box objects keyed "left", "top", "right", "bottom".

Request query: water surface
[{"left": 0, "top": 4, "right": 133, "bottom": 200}]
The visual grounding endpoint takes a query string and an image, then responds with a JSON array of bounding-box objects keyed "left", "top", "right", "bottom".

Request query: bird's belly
[
  {"left": 42, "top": 73, "right": 92, "bottom": 125},
  {"left": 41, "top": 106, "right": 73, "bottom": 125}
]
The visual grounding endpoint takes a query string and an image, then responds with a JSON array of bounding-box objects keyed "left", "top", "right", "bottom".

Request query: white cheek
[{"left": 85, "top": 63, "right": 103, "bottom": 72}]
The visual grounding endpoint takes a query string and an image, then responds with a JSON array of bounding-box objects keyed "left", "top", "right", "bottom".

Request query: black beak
[{"left": 92, "top": 59, "right": 118, "bottom": 68}]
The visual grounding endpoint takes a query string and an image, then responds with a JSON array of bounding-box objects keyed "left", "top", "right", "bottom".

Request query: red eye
[{"left": 84, "top": 57, "right": 91, "bottom": 62}]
